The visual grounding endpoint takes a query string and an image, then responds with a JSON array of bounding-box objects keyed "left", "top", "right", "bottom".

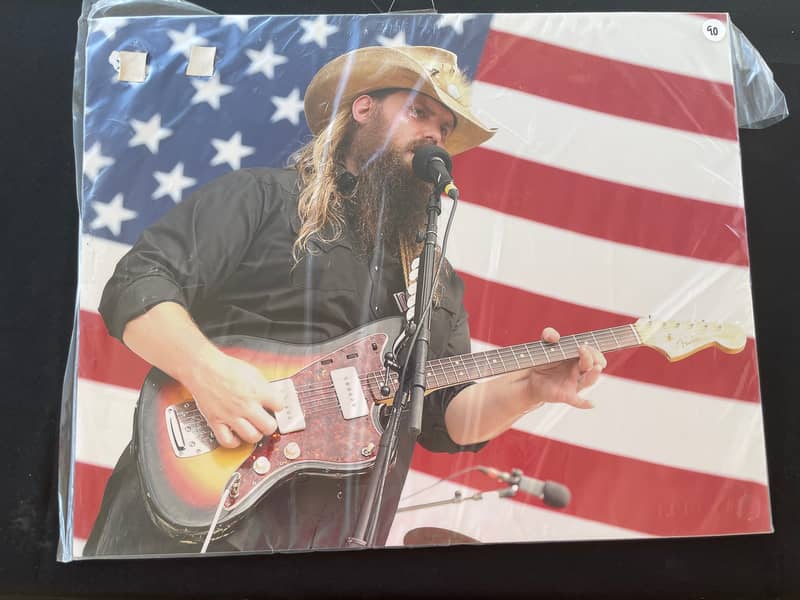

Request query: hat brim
[{"left": 304, "top": 46, "right": 496, "bottom": 156}]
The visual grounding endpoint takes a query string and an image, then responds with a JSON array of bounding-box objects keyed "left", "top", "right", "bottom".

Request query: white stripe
[
  {"left": 476, "top": 339, "right": 767, "bottom": 485},
  {"left": 387, "top": 470, "right": 648, "bottom": 545},
  {"left": 443, "top": 198, "right": 756, "bottom": 338},
  {"left": 73, "top": 537, "right": 86, "bottom": 559},
  {"left": 75, "top": 379, "right": 137, "bottom": 469},
  {"left": 552, "top": 376, "right": 769, "bottom": 483},
  {"left": 79, "top": 234, "right": 131, "bottom": 313},
  {"left": 470, "top": 81, "right": 743, "bottom": 208},
  {"left": 490, "top": 13, "right": 733, "bottom": 84}
]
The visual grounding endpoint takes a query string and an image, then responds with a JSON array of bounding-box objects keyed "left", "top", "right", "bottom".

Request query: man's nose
[{"left": 421, "top": 124, "right": 442, "bottom": 146}]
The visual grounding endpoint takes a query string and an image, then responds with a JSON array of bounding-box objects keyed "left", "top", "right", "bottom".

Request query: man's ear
[{"left": 351, "top": 94, "right": 377, "bottom": 125}]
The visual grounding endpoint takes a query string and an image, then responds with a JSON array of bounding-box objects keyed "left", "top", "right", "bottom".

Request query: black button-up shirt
[{"left": 89, "top": 167, "right": 484, "bottom": 554}]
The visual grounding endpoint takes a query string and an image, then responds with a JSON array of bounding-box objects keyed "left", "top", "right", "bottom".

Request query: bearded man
[{"left": 84, "top": 45, "right": 606, "bottom": 556}]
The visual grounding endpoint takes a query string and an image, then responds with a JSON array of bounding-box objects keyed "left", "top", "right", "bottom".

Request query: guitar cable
[{"left": 200, "top": 472, "right": 241, "bottom": 554}]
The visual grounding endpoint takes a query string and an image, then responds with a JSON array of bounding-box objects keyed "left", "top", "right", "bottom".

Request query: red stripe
[
  {"left": 78, "top": 310, "right": 151, "bottom": 389},
  {"left": 460, "top": 273, "right": 761, "bottom": 404},
  {"left": 693, "top": 13, "right": 729, "bottom": 21},
  {"left": 411, "top": 430, "right": 771, "bottom": 536},
  {"left": 477, "top": 29, "right": 736, "bottom": 140},
  {"left": 74, "top": 461, "right": 113, "bottom": 540},
  {"left": 454, "top": 148, "right": 750, "bottom": 266}
]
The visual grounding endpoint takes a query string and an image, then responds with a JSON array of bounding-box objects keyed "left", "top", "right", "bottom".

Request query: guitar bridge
[{"left": 165, "top": 402, "right": 218, "bottom": 458}]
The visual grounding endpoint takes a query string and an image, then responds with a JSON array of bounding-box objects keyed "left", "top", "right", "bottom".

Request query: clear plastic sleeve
[{"left": 60, "top": 2, "right": 786, "bottom": 561}]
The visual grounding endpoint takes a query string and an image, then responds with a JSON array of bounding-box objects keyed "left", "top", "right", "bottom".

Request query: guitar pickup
[
  {"left": 270, "top": 379, "right": 306, "bottom": 434},
  {"left": 331, "top": 367, "right": 368, "bottom": 420}
]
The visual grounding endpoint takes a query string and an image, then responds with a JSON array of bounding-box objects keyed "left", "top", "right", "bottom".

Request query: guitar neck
[{"left": 422, "top": 324, "right": 642, "bottom": 391}]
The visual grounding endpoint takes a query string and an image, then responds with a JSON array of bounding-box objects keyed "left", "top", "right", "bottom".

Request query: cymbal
[{"left": 403, "top": 527, "right": 480, "bottom": 547}]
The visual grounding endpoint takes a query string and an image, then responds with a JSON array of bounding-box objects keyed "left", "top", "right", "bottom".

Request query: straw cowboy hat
[{"left": 304, "top": 45, "right": 496, "bottom": 156}]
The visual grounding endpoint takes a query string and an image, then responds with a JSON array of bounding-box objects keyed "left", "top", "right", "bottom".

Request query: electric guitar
[{"left": 133, "top": 316, "right": 746, "bottom": 542}]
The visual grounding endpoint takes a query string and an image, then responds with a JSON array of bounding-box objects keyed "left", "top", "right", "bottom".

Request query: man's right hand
[
  {"left": 184, "top": 353, "right": 282, "bottom": 448},
  {"left": 121, "top": 302, "right": 283, "bottom": 449}
]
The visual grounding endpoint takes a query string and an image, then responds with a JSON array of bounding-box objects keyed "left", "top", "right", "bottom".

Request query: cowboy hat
[{"left": 304, "top": 45, "right": 496, "bottom": 156}]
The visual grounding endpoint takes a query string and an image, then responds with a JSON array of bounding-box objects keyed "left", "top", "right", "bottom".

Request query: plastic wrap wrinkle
[
  {"left": 729, "top": 22, "right": 789, "bottom": 129},
  {"left": 62, "top": 3, "right": 779, "bottom": 561}
]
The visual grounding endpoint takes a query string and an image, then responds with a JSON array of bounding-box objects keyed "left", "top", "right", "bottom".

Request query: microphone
[
  {"left": 412, "top": 145, "right": 459, "bottom": 199},
  {"left": 478, "top": 466, "right": 571, "bottom": 509}
]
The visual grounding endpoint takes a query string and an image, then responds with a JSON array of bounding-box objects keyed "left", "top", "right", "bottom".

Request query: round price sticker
[{"left": 703, "top": 18, "right": 727, "bottom": 42}]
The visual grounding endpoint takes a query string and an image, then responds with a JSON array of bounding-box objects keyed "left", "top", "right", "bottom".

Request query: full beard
[{"left": 343, "top": 142, "right": 434, "bottom": 260}]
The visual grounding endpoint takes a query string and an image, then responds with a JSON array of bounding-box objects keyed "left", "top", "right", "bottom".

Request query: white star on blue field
[{"left": 81, "top": 13, "right": 492, "bottom": 244}]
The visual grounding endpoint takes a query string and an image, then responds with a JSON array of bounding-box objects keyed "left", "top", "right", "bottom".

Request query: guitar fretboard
[{"left": 372, "top": 324, "right": 641, "bottom": 394}]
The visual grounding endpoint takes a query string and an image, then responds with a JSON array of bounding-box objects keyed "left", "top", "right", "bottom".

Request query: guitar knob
[
  {"left": 361, "top": 443, "right": 376, "bottom": 457},
  {"left": 252, "top": 456, "right": 271, "bottom": 475},
  {"left": 283, "top": 442, "right": 301, "bottom": 460}
]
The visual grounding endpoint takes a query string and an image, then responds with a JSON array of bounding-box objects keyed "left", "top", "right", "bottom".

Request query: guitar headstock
[{"left": 633, "top": 318, "right": 747, "bottom": 362}]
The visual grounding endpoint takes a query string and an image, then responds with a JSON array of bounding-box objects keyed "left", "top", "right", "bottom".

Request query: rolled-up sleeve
[{"left": 98, "top": 169, "right": 269, "bottom": 340}]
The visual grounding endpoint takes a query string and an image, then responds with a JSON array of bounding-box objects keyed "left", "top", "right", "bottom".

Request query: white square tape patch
[
  {"left": 186, "top": 46, "right": 217, "bottom": 77},
  {"left": 117, "top": 50, "right": 147, "bottom": 82}
]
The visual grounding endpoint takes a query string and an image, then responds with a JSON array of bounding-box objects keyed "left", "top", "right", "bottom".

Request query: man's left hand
[{"left": 525, "top": 327, "right": 607, "bottom": 409}]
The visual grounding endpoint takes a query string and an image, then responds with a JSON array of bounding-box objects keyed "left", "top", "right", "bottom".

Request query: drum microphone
[
  {"left": 412, "top": 145, "right": 459, "bottom": 200},
  {"left": 478, "top": 466, "right": 572, "bottom": 509}
]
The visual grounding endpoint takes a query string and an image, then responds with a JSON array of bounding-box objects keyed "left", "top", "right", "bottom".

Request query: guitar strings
[
  {"left": 176, "top": 327, "right": 638, "bottom": 424},
  {"left": 291, "top": 326, "right": 634, "bottom": 399},
  {"left": 295, "top": 326, "right": 635, "bottom": 401}
]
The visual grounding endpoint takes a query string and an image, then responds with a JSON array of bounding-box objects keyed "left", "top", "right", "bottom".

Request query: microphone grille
[
  {"left": 542, "top": 482, "right": 571, "bottom": 508},
  {"left": 412, "top": 144, "right": 453, "bottom": 182}
]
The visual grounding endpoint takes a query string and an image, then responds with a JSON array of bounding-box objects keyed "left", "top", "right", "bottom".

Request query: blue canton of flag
[{"left": 81, "top": 14, "right": 492, "bottom": 246}]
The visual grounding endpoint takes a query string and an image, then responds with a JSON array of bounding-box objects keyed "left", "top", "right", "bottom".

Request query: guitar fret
[
  {"left": 461, "top": 354, "right": 480, "bottom": 379},
  {"left": 479, "top": 351, "right": 494, "bottom": 378},
  {"left": 524, "top": 343, "right": 537, "bottom": 367},
  {"left": 566, "top": 335, "right": 580, "bottom": 360},
  {"left": 426, "top": 364, "right": 440, "bottom": 388},
  {"left": 464, "top": 352, "right": 481, "bottom": 380},
  {"left": 509, "top": 345, "right": 522, "bottom": 371},
  {"left": 513, "top": 345, "right": 530, "bottom": 369},
  {"left": 589, "top": 330, "right": 601, "bottom": 351},
  {"left": 539, "top": 341, "right": 553, "bottom": 364},
  {"left": 488, "top": 350, "right": 501, "bottom": 374}
]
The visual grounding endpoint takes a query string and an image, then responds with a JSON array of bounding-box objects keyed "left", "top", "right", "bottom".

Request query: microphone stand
[
  {"left": 346, "top": 184, "right": 445, "bottom": 548},
  {"left": 396, "top": 486, "right": 519, "bottom": 513}
]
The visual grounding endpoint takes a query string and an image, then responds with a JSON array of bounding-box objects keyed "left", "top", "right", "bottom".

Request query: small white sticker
[
  {"left": 186, "top": 46, "right": 217, "bottom": 77},
  {"left": 118, "top": 50, "right": 148, "bottom": 82},
  {"left": 703, "top": 18, "right": 726, "bottom": 42}
]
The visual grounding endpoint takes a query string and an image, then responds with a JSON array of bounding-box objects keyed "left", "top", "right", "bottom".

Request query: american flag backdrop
[{"left": 68, "top": 12, "right": 771, "bottom": 558}]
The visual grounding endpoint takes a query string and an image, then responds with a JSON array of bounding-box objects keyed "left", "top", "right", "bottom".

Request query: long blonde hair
[{"left": 291, "top": 108, "right": 355, "bottom": 262}]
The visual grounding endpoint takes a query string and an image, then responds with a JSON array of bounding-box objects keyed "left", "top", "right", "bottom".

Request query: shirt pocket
[
  {"left": 429, "top": 289, "right": 465, "bottom": 359},
  {"left": 289, "top": 245, "right": 361, "bottom": 292}
]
